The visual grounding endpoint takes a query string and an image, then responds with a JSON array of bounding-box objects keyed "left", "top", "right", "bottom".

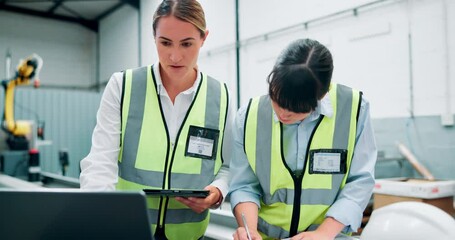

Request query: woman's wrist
[{"left": 209, "top": 187, "right": 223, "bottom": 209}]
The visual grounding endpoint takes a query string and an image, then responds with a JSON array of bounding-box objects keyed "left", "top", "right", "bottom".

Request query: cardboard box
[
  {"left": 373, "top": 193, "right": 455, "bottom": 216},
  {"left": 373, "top": 178, "right": 455, "bottom": 216}
]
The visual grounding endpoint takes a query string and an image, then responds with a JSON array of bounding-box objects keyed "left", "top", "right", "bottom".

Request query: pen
[{"left": 241, "top": 212, "right": 252, "bottom": 240}]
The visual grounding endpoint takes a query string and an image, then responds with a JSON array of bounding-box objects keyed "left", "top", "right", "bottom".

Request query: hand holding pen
[
  {"left": 232, "top": 212, "right": 262, "bottom": 240},
  {"left": 241, "top": 213, "right": 252, "bottom": 240},
  {"left": 233, "top": 202, "right": 263, "bottom": 240}
]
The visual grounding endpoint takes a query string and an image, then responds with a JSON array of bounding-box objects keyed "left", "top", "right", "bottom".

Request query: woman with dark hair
[
  {"left": 80, "top": 1, "right": 233, "bottom": 239},
  {"left": 229, "top": 39, "right": 377, "bottom": 240}
]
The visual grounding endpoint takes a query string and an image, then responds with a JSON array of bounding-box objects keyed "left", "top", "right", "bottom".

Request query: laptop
[{"left": 0, "top": 189, "right": 152, "bottom": 240}]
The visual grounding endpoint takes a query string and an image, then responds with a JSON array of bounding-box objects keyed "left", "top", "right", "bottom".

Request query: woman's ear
[{"left": 201, "top": 30, "right": 209, "bottom": 46}]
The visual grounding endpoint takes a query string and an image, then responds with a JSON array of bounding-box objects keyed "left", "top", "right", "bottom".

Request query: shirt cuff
[
  {"left": 326, "top": 198, "right": 364, "bottom": 233},
  {"left": 210, "top": 178, "right": 229, "bottom": 201},
  {"left": 229, "top": 191, "right": 261, "bottom": 212}
]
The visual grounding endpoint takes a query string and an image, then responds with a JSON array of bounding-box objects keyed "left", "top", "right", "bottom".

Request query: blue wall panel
[
  {"left": 1, "top": 87, "right": 101, "bottom": 179},
  {"left": 373, "top": 116, "right": 455, "bottom": 180}
]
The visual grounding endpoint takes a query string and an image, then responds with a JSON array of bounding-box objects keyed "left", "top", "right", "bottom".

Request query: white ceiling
[{"left": 0, "top": 0, "right": 139, "bottom": 31}]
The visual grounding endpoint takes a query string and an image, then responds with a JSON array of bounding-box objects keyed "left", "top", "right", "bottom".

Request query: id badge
[
  {"left": 309, "top": 149, "right": 347, "bottom": 174},
  {"left": 185, "top": 125, "right": 220, "bottom": 160}
]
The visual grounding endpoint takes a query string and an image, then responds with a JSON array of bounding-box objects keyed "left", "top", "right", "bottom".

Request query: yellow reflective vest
[
  {"left": 244, "top": 83, "right": 361, "bottom": 239},
  {"left": 116, "top": 65, "right": 229, "bottom": 239}
]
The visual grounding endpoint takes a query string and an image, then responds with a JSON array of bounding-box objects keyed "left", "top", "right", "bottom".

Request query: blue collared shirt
[{"left": 228, "top": 93, "right": 377, "bottom": 233}]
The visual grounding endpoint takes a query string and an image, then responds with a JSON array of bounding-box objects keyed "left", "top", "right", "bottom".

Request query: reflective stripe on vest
[
  {"left": 244, "top": 83, "right": 360, "bottom": 239},
  {"left": 117, "top": 65, "right": 228, "bottom": 239}
]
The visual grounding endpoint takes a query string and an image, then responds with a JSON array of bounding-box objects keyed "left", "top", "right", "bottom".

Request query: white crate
[{"left": 373, "top": 178, "right": 455, "bottom": 199}]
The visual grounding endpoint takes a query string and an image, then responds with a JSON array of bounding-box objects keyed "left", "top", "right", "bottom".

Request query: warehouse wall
[
  {"left": 0, "top": 5, "right": 139, "bottom": 179},
  {"left": 99, "top": 4, "right": 139, "bottom": 85},
  {"left": 205, "top": 0, "right": 455, "bottom": 119},
  {"left": 373, "top": 116, "right": 455, "bottom": 179},
  {"left": 0, "top": 11, "right": 97, "bottom": 88}
]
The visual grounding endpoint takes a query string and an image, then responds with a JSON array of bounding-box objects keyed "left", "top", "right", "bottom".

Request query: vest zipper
[
  {"left": 155, "top": 142, "right": 174, "bottom": 239},
  {"left": 285, "top": 116, "right": 324, "bottom": 236},
  {"left": 152, "top": 66, "right": 172, "bottom": 239},
  {"left": 279, "top": 123, "right": 302, "bottom": 236},
  {"left": 289, "top": 173, "right": 303, "bottom": 236}
]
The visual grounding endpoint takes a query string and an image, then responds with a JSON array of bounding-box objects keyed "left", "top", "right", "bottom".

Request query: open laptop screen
[{"left": 0, "top": 189, "right": 152, "bottom": 240}]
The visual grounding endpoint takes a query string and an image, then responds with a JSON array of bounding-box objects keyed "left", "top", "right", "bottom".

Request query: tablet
[{"left": 143, "top": 189, "right": 209, "bottom": 198}]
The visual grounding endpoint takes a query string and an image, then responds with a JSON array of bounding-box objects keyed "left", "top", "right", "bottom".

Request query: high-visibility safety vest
[
  {"left": 116, "top": 65, "right": 229, "bottom": 240},
  {"left": 244, "top": 83, "right": 361, "bottom": 239}
]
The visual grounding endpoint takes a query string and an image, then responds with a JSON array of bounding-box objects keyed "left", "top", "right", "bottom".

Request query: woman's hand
[
  {"left": 291, "top": 229, "right": 335, "bottom": 240},
  {"left": 232, "top": 227, "right": 262, "bottom": 240},
  {"left": 290, "top": 230, "right": 334, "bottom": 240},
  {"left": 175, "top": 185, "right": 221, "bottom": 213},
  {"left": 290, "top": 217, "right": 344, "bottom": 240}
]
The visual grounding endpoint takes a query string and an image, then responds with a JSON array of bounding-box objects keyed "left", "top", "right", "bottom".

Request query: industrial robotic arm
[{"left": 1, "top": 54, "right": 43, "bottom": 150}]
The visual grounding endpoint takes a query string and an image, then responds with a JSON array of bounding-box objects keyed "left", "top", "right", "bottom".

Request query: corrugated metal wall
[{"left": 1, "top": 87, "right": 101, "bottom": 179}]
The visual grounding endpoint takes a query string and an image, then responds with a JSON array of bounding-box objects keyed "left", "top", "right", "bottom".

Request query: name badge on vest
[
  {"left": 185, "top": 125, "right": 220, "bottom": 160},
  {"left": 309, "top": 149, "right": 347, "bottom": 174}
]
